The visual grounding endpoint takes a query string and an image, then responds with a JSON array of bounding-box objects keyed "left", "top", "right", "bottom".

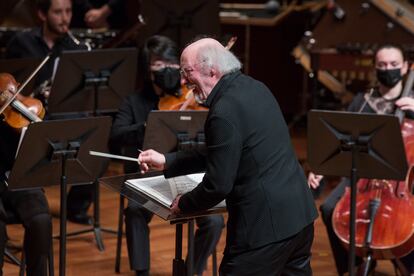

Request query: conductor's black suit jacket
[{"left": 165, "top": 71, "right": 318, "bottom": 255}]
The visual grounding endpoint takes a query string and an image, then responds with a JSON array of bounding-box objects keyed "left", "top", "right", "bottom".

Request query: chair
[
  {"left": 114, "top": 195, "right": 218, "bottom": 276},
  {"left": 5, "top": 208, "right": 54, "bottom": 276}
]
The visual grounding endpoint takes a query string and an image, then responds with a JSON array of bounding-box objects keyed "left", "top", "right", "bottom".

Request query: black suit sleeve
[{"left": 175, "top": 115, "right": 242, "bottom": 212}]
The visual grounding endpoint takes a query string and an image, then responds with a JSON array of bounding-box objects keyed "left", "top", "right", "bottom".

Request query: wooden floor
[{"left": 3, "top": 131, "right": 398, "bottom": 276}]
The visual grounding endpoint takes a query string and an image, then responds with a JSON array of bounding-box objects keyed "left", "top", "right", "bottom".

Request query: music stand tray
[
  {"left": 48, "top": 48, "right": 137, "bottom": 116},
  {"left": 307, "top": 109, "right": 408, "bottom": 276},
  {"left": 8, "top": 116, "right": 111, "bottom": 276}
]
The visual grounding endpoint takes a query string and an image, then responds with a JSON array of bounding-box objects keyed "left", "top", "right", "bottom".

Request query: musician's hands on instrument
[
  {"left": 308, "top": 172, "right": 323, "bottom": 189},
  {"left": 84, "top": 5, "right": 111, "bottom": 29},
  {"left": 138, "top": 149, "right": 166, "bottom": 174},
  {"left": 395, "top": 97, "right": 414, "bottom": 112},
  {"left": 170, "top": 194, "right": 182, "bottom": 214}
]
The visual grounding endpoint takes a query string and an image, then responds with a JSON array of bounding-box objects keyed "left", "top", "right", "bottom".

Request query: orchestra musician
[
  {"left": 138, "top": 38, "right": 318, "bottom": 275},
  {"left": 0, "top": 80, "right": 51, "bottom": 275},
  {"left": 110, "top": 35, "right": 224, "bottom": 276},
  {"left": 71, "top": 0, "right": 127, "bottom": 29},
  {"left": 308, "top": 44, "right": 414, "bottom": 275},
  {"left": 5, "top": 0, "right": 94, "bottom": 225}
]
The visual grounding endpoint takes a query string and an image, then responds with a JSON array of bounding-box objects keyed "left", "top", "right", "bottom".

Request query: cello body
[{"left": 332, "top": 118, "right": 414, "bottom": 259}]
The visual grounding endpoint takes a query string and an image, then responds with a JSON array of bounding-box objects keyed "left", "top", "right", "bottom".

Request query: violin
[
  {"left": 158, "top": 85, "right": 207, "bottom": 111},
  {"left": 0, "top": 73, "right": 44, "bottom": 129},
  {"left": 332, "top": 65, "right": 414, "bottom": 260}
]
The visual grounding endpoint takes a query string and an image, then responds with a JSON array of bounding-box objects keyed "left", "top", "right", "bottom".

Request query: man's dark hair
[
  {"left": 374, "top": 44, "right": 407, "bottom": 62},
  {"left": 36, "top": 0, "right": 52, "bottom": 15}
]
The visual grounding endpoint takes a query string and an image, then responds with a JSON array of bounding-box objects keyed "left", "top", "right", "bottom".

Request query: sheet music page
[
  {"left": 126, "top": 175, "right": 174, "bottom": 207},
  {"left": 168, "top": 173, "right": 226, "bottom": 208},
  {"left": 168, "top": 173, "right": 204, "bottom": 198},
  {"left": 126, "top": 173, "right": 226, "bottom": 210}
]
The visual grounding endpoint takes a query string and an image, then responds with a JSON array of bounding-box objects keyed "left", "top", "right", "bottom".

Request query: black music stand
[
  {"left": 143, "top": 110, "right": 209, "bottom": 276},
  {"left": 143, "top": 110, "right": 208, "bottom": 152},
  {"left": 48, "top": 48, "right": 137, "bottom": 117},
  {"left": 7, "top": 116, "right": 111, "bottom": 276},
  {"left": 144, "top": 110, "right": 212, "bottom": 276},
  {"left": 0, "top": 57, "right": 40, "bottom": 96},
  {"left": 307, "top": 110, "right": 408, "bottom": 276},
  {"left": 47, "top": 48, "right": 137, "bottom": 251}
]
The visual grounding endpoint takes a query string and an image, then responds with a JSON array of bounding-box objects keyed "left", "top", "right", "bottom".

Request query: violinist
[
  {"left": 5, "top": 0, "right": 93, "bottom": 225},
  {"left": 5, "top": 0, "right": 82, "bottom": 98},
  {"left": 110, "top": 35, "right": 224, "bottom": 276},
  {"left": 308, "top": 44, "right": 414, "bottom": 275},
  {"left": 0, "top": 75, "right": 52, "bottom": 276}
]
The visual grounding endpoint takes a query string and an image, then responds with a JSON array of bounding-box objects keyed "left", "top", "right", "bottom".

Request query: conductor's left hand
[
  {"left": 170, "top": 194, "right": 182, "bottom": 214},
  {"left": 138, "top": 149, "right": 166, "bottom": 174}
]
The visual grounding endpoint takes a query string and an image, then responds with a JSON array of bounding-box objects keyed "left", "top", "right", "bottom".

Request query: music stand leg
[
  {"left": 61, "top": 181, "right": 118, "bottom": 251},
  {"left": 348, "top": 148, "right": 358, "bottom": 276},
  {"left": 187, "top": 220, "right": 194, "bottom": 276},
  {"left": 59, "top": 155, "right": 68, "bottom": 276},
  {"left": 92, "top": 180, "right": 105, "bottom": 251},
  {"left": 173, "top": 223, "right": 185, "bottom": 276}
]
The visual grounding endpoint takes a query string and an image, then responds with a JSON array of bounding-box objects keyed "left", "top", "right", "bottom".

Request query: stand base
[{"left": 54, "top": 226, "right": 117, "bottom": 252}]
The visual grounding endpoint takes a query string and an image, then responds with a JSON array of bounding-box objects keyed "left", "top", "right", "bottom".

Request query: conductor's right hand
[
  {"left": 138, "top": 149, "right": 166, "bottom": 174},
  {"left": 308, "top": 172, "right": 323, "bottom": 189}
]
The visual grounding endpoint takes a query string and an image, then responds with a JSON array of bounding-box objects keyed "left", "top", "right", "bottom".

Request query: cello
[{"left": 332, "top": 65, "right": 414, "bottom": 270}]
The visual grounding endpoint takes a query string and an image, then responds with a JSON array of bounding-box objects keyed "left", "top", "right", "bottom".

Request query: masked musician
[{"left": 308, "top": 44, "right": 414, "bottom": 275}]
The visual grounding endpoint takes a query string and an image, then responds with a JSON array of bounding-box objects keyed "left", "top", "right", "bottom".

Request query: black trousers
[
  {"left": 124, "top": 200, "right": 225, "bottom": 275},
  {"left": 320, "top": 179, "right": 414, "bottom": 275},
  {"left": 219, "top": 223, "right": 314, "bottom": 276},
  {"left": 67, "top": 184, "right": 94, "bottom": 216},
  {"left": 0, "top": 189, "right": 52, "bottom": 276}
]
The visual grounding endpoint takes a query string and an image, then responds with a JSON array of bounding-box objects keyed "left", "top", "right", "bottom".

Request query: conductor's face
[{"left": 38, "top": 0, "right": 72, "bottom": 36}]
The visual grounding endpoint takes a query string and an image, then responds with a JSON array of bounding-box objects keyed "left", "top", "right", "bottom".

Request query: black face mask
[
  {"left": 376, "top": 68, "right": 403, "bottom": 88},
  {"left": 153, "top": 67, "right": 181, "bottom": 94}
]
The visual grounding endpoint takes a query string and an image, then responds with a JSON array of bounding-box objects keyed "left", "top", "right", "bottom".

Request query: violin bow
[{"left": 0, "top": 54, "right": 51, "bottom": 114}]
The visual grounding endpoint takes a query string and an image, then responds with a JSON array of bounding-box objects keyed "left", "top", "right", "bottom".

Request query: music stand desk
[
  {"left": 8, "top": 116, "right": 111, "bottom": 276},
  {"left": 101, "top": 172, "right": 226, "bottom": 276}
]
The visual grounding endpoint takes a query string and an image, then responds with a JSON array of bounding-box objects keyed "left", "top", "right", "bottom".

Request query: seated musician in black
[
  {"left": 5, "top": 0, "right": 94, "bottom": 225},
  {"left": 308, "top": 44, "right": 414, "bottom": 275},
  {"left": 71, "top": 0, "right": 127, "bottom": 29},
  {"left": 110, "top": 35, "right": 224, "bottom": 276},
  {"left": 0, "top": 89, "right": 52, "bottom": 274}
]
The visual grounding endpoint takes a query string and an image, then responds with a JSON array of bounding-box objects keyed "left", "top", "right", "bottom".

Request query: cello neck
[{"left": 396, "top": 63, "right": 414, "bottom": 123}]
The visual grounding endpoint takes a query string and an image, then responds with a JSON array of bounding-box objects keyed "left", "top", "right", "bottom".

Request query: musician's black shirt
[{"left": 5, "top": 27, "right": 82, "bottom": 88}]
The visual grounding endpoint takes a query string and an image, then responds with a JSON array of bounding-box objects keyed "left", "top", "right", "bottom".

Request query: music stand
[
  {"left": 307, "top": 110, "right": 408, "bottom": 276},
  {"left": 143, "top": 110, "right": 208, "bottom": 152},
  {"left": 144, "top": 110, "right": 209, "bottom": 276},
  {"left": 46, "top": 47, "right": 137, "bottom": 250},
  {"left": 0, "top": 57, "right": 40, "bottom": 96},
  {"left": 7, "top": 116, "right": 111, "bottom": 276},
  {"left": 48, "top": 48, "right": 137, "bottom": 117}
]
